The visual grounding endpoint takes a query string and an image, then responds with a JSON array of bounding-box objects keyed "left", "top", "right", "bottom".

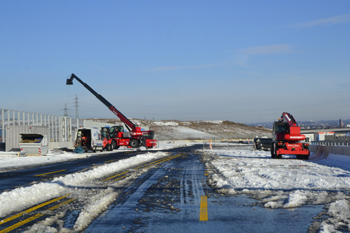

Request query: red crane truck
[
  {"left": 271, "top": 112, "right": 310, "bottom": 160},
  {"left": 66, "top": 73, "right": 157, "bottom": 150}
]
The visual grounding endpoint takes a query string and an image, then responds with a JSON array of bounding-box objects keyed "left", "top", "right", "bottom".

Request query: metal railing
[
  {"left": 0, "top": 108, "right": 72, "bottom": 143},
  {"left": 311, "top": 140, "right": 350, "bottom": 146}
]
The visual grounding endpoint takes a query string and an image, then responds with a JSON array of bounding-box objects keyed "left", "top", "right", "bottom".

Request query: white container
[{"left": 19, "top": 133, "right": 48, "bottom": 156}]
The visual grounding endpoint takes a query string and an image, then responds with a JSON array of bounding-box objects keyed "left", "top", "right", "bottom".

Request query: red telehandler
[
  {"left": 66, "top": 73, "right": 157, "bottom": 150},
  {"left": 271, "top": 112, "right": 310, "bottom": 160}
]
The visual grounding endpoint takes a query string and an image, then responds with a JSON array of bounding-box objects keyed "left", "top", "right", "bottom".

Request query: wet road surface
[{"left": 85, "top": 152, "right": 323, "bottom": 232}]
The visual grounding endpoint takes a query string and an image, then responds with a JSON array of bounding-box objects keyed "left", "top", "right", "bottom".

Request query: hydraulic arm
[
  {"left": 66, "top": 73, "right": 135, "bottom": 132},
  {"left": 66, "top": 73, "right": 157, "bottom": 149}
]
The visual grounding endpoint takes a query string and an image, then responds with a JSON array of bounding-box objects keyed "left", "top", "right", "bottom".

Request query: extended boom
[{"left": 66, "top": 73, "right": 156, "bottom": 149}]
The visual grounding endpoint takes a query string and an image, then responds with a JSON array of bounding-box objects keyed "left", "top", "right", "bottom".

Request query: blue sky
[{"left": 1, "top": 0, "right": 349, "bottom": 123}]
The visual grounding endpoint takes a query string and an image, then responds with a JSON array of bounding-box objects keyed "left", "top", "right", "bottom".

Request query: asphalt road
[{"left": 85, "top": 149, "right": 323, "bottom": 233}]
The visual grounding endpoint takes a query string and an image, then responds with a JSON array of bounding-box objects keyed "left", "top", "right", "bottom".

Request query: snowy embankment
[
  {"left": 0, "top": 151, "right": 171, "bottom": 219},
  {"left": 200, "top": 148, "right": 350, "bottom": 232},
  {"left": 153, "top": 121, "right": 219, "bottom": 140}
]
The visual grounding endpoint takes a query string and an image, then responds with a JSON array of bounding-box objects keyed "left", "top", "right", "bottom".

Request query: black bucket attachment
[{"left": 66, "top": 78, "right": 73, "bottom": 85}]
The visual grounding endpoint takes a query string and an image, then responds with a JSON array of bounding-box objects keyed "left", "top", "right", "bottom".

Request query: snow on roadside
[
  {"left": 72, "top": 188, "right": 118, "bottom": 232},
  {"left": 0, "top": 151, "right": 170, "bottom": 218},
  {"left": 200, "top": 148, "right": 350, "bottom": 232},
  {"left": 320, "top": 200, "right": 350, "bottom": 232},
  {"left": 0, "top": 140, "right": 197, "bottom": 171}
]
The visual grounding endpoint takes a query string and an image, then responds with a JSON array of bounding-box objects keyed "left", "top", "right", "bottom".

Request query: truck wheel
[
  {"left": 129, "top": 139, "right": 139, "bottom": 148},
  {"left": 111, "top": 140, "right": 117, "bottom": 150},
  {"left": 271, "top": 143, "right": 276, "bottom": 158}
]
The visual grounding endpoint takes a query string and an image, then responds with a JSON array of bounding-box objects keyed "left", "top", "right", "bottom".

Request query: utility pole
[
  {"left": 64, "top": 104, "right": 68, "bottom": 117},
  {"left": 75, "top": 95, "right": 79, "bottom": 128}
]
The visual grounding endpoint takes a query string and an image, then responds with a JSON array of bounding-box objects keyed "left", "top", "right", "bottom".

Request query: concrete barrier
[
  {"left": 309, "top": 145, "right": 350, "bottom": 158},
  {"left": 50, "top": 142, "right": 74, "bottom": 150}
]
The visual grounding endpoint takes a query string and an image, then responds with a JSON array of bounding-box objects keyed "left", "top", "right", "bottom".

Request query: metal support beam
[{"left": 1, "top": 109, "right": 4, "bottom": 142}]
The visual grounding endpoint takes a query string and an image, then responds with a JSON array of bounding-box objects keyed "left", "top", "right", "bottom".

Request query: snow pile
[
  {"left": 318, "top": 200, "right": 350, "bottom": 233},
  {"left": 204, "top": 149, "right": 350, "bottom": 191},
  {"left": 72, "top": 188, "right": 118, "bottom": 232},
  {"left": 0, "top": 151, "right": 170, "bottom": 218},
  {"left": 200, "top": 148, "right": 350, "bottom": 232}
]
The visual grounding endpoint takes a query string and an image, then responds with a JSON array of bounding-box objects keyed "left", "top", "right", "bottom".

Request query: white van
[{"left": 74, "top": 127, "right": 103, "bottom": 152}]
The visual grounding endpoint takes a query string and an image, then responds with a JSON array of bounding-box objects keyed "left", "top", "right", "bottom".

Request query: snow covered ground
[
  {"left": 2, "top": 141, "right": 350, "bottom": 232},
  {"left": 200, "top": 147, "right": 350, "bottom": 232}
]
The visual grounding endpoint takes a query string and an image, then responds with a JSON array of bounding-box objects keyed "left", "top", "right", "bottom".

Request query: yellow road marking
[
  {"left": 0, "top": 198, "right": 74, "bottom": 233},
  {"left": 48, "top": 199, "right": 74, "bottom": 211},
  {"left": 143, "top": 154, "right": 182, "bottom": 168},
  {"left": 199, "top": 196, "right": 208, "bottom": 221},
  {"left": 0, "top": 194, "right": 69, "bottom": 225},
  {"left": 104, "top": 160, "right": 115, "bottom": 163},
  {"left": 103, "top": 170, "right": 129, "bottom": 181},
  {"left": 0, "top": 213, "right": 44, "bottom": 233},
  {"left": 34, "top": 169, "right": 67, "bottom": 177},
  {"left": 103, "top": 153, "right": 183, "bottom": 182},
  {"left": 114, "top": 175, "right": 127, "bottom": 181}
]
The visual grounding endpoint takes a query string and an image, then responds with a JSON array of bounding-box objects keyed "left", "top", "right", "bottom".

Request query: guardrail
[{"left": 311, "top": 141, "right": 350, "bottom": 146}]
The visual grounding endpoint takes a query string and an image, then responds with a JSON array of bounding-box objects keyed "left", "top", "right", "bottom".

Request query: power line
[
  {"left": 75, "top": 95, "right": 79, "bottom": 120},
  {"left": 64, "top": 104, "right": 68, "bottom": 117}
]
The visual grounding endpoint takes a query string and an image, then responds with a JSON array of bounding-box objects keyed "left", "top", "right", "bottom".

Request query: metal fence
[
  {"left": 311, "top": 141, "right": 350, "bottom": 146},
  {"left": 0, "top": 108, "right": 72, "bottom": 144}
]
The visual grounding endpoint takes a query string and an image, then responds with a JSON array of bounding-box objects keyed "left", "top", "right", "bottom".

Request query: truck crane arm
[
  {"left": 66, "top": 73, "right": 136, "bottom": 132},
  {"left": 281, "top": 112, "right": 297, "bottom": 127}
]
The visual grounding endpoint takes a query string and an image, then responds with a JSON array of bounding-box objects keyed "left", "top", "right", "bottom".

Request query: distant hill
[{"left": 85, "top": 118, "right": 272, "bottom": 140}]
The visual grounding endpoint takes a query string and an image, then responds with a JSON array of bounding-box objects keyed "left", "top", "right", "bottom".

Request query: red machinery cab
[
  {"left": 271, "top": 113, "right": 310, "bottom": 160},
  {"left": 102, "top": 125, "right": 157, "bottom": 150}
]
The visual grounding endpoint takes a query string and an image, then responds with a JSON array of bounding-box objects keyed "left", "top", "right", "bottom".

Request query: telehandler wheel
[
  {"left": 129, "top": 139, "right": 139, "bottom": 148},
  {"left": 271, "top": 143, "right": 276, "bottom": 158},
  {"left": 111, "top": 140, "right": 117, "bottom": 150}
]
